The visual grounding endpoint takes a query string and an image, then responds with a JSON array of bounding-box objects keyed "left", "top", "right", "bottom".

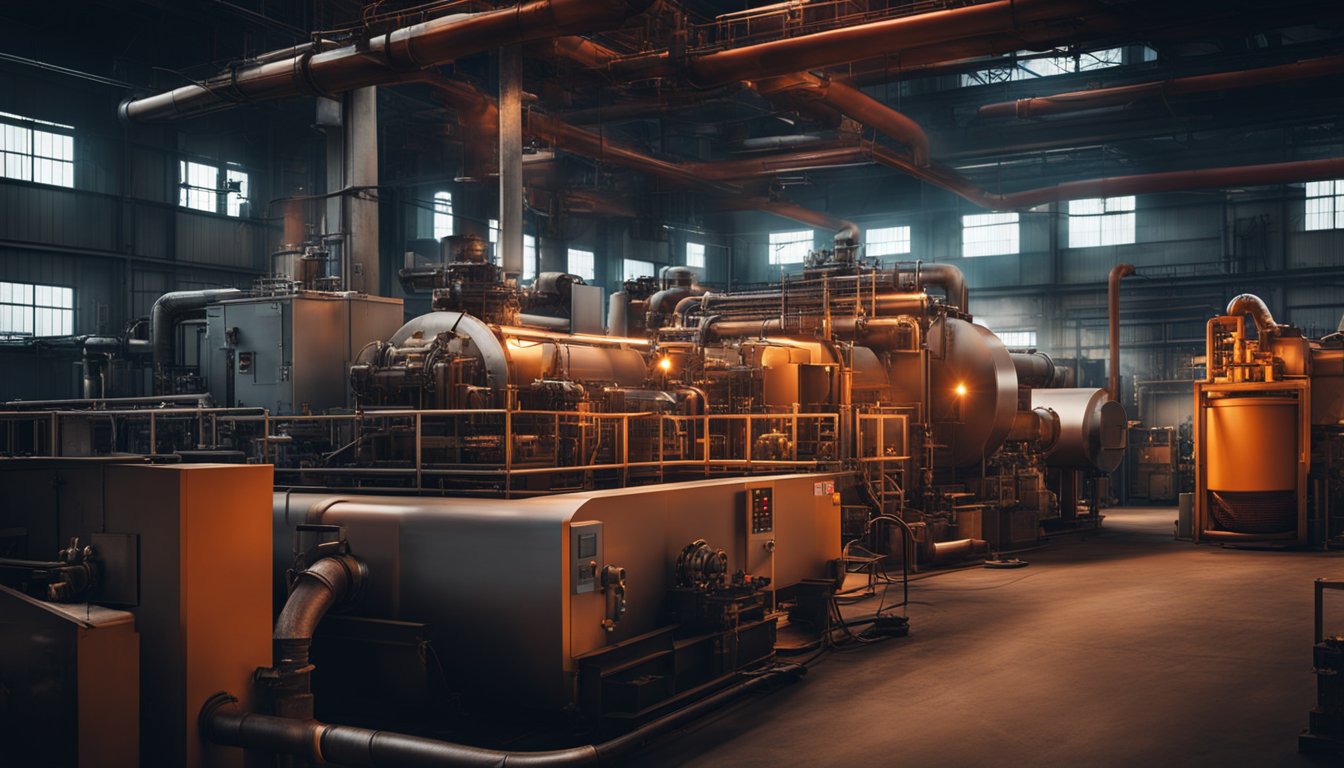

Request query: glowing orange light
[
  {"left": 955, "top": 382, "right": 967, "bottom": 397},
  {"left": 659, "top": 357, "right": 672, "bottom": 372}
]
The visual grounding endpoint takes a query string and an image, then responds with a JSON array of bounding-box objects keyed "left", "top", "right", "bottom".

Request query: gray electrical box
[{"left": 202, "top": 292, "right": 403, "bottom": 414}]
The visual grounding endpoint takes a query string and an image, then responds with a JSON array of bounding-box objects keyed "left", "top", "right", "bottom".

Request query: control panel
[
  {"left": 749, "top": 487, "right": 774, "bottom": 534},
  {"left": 570, "top": 521, "right": 603, "bottom": 594}
]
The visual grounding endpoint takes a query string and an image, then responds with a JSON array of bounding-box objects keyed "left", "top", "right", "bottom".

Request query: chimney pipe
[{"left": 1108, "top": 263, "right": 1135, "bottom": 402}]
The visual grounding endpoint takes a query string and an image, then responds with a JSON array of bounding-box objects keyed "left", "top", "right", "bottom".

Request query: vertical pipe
[
  {"left": 346, "top": 87, "right": 379, "bottom": 294},
  {"left": 1108, "top": 263, "right": 1136, "bottom": 402},
  {"left": 499, "top": 46, "right": 525, "bottom": 280}
]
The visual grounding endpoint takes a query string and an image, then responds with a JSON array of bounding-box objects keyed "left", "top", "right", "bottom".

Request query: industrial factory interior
[{"left": 4, "top": 0, "right": 1344, "bottom": 765}]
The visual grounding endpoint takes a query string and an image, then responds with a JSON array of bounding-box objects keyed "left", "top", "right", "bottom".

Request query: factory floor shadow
[{"left": 637, "top": 506, "right": 1341, "bottom": 768}]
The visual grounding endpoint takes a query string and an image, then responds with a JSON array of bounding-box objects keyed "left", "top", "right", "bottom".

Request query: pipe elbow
[{"left": 1225, "top": 293, "right": 1281, "bottom": 339}]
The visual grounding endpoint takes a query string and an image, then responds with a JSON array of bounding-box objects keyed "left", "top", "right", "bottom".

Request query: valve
[{"left": 600, "top": 564, "right": 626, "bottom": 632}]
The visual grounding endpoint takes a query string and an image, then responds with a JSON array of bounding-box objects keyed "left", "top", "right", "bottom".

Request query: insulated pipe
[
  {"left": 1108, "top": 263, "right": 1135, "bottom": 402},
  {"left": 1225, "top": 293, "right": 1283, "bottom": 340},
  {"left": 201, "top": 664, "right": 804, "bottom": 767},
  {"left": 1010, "top": 351, "right": 1060, "bottom": 388},
  {"left": 912, "top": 262, "right": 967, "bottom": 313},
  {"left": 151, "top": 288, "right": 242, "bottom": 391},
  {"left": 118, "top": 0, "right": 657, "bottom": 122},
  {"left": 978, "top": 55, "right": 1344, "bottom": 119}
]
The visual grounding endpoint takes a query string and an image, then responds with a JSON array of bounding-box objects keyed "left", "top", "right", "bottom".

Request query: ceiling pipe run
[
  {"left": 978, "top": 54, "right": 1344, "bottom": 119},
  {"left": 682, "top": 0, "right": 1095, "bottom": 86},
  {"left": 118, "top": 0, "right": 657, "bottom": 122}
]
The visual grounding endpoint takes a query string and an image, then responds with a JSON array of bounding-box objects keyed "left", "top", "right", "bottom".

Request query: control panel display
[
  {"left": 570, "top": 521, "right": 603, "bottom": 594},
  {"left": 749, "top": 487, "right": 774, "bottom": 534}
]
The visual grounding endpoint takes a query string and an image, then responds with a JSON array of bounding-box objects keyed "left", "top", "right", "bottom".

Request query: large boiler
[{"left": 1194, "top": 294, "right": 1344, "bottom": 544}]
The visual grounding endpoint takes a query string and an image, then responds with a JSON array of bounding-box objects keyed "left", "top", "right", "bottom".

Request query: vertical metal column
[
  {"left": 498, "top": 46, "right": 524, "bottom": 281},
  {"left": 346, "top": 87, "right": 380, "bottom": 294}
]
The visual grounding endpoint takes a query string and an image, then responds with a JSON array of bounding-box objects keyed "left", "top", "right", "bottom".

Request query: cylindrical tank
[
  {"left": 1204, "top": 396, "right": 1297, "bottom": 492},
  {"left": 926, "top": 317, "right": 1018, "bottom": 467},
  {"left": 1030, "top": 387, "right": 1127, "bottom": 473}
]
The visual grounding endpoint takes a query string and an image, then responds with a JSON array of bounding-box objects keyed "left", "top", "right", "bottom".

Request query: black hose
[{"left": 201, "top": 664, "right": 804, "bottom": 767}]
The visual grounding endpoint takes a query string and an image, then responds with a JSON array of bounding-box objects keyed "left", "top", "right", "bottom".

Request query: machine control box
[
  {"left": 570, "top": 521, "right": 603, "bottom": 594},
  {"left": 749, "top": 487, "right": 774, "bottom": 534}
]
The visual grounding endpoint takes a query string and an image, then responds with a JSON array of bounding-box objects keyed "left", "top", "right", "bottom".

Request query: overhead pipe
[
  {"left": 752, "top": 73, "right": 930, "bottom": 166},
  {"left": 1108, "top": 263, "right": 1135, "bottom": 402},
  {"left": 151, "top": 288, "right": 242, "bottom": 392},
  {"left": 978, "top": 54, "right": 1344, "bottom": 119},
  {"left": 202, "top": 666, "right": 803, "bottom": 766},
  {"left": 1225, "top": 293, "right": 1284, "bottom": 341},
  {"left": 118, "top": 0, "right": 658, "bottom": 122},
  {"left": 682, "top": 0, "right": 1092, "bottom": 86}
]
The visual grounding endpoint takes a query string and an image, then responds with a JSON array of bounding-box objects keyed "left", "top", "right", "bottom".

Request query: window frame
[
  {"left": 623, "top": 258, "right": 656, "bottom": 282},
  {"left": 0, "top": 280, "right": 74, "bottom": 338},
  {"left": 568, "top": 248, "right": 596, "bottom": 281},
  {"left": 1067, "top": 196, "right": 1136, "bottom": 248},
  {"left": 768, "top": 229, "right": 814, "bottom": 266},
  {"left": 178, "top": 158, "right": 250, "bottom": 217},
  {"left": 0, "top": 110, "right": 74, "bottom": 188},
  {"left": 865, "top": 225, "right": 912, "bottom": 257},
  {"left": 961, "top": 212, "right": 1020, "bottom": 257},
  {"left": 685, "top": 241, "right": 706, "bottom": 269},
  {"left": 432, "top": 191, "right": 454, "bottom": 239},
  {"left": 1305, "top": 180, "right": 1344, "bottom": 232}
]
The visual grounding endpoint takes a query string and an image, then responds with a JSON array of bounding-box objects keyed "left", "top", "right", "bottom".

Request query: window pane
[
  {"left": 5, "top": 151, "right": 32, "bottom": 181},
  {"left": 226, "top": 169, "right": 249, "bottom": 217},
  {"left": 1068, "top": 197, "right": 1135, "bottom": 247},
  {"left": 433, "top": 191, "right": 453, "bottom": 239},
  {"left": 523, "top": 235, "right": 537, "bottom": 282},
  {"left": 181, "top": 160, "right": 219, "bottom": 212},
  {"left": 568, "top": 249, "right": 595, "bottom": 281},
  {"left": 488, "top": 219, "right": 499, "bottom": 243},
  {"left": 623, "top": 259, "right": 655, "bottom": 281},
  {"left": 686, "top": 242, "right": 705, "bottom": 268},
  {"left": 962, "top": 213, "right": 1019, "bottom": 257},
  {"left": 768, "top": 229, "right": 813, "bottom": 265},
  {"left": 865, "top": 225, "right": 911, "bottom": 257}
]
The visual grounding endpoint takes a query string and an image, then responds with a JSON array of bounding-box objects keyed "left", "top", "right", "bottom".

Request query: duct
[
  {"left": 752, "top": 73, "right": 930, "bottom": 166},
  {"left": 1109, "top": 264, "right": 1135, "bottom": 402},
  {"left": 151, "top": 288, "right": 242, "bottom": 391},
  {"left": 201, "top": 664, "right": 803, "bottom": 767},
  {"left": 684, "top": 0, "right": 1089, "bottom": 86},
  {"left": 912, "top": 262, "right": 967, "bottom": 313},
  {"left": 549, "top": 36, "right": 622, "bottom": 69},
  {"left": 1226, "top": 293, "right": 1285, "bottom": 341},
  {"left": 118, "top": 0, "right": 657, "bottom": 122},
  {"left": 978, "top": 55, "right": 1344, "bottom": 119}
]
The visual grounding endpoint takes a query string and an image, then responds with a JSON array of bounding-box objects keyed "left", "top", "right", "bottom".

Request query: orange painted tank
[{"left": 1205, "top": 396, "right": 1297, "bottom": 492}]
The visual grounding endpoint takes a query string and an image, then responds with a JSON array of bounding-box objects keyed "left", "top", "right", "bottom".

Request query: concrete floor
[{"left": 641, "top": 507, "right": 1343, "bottom": 767}]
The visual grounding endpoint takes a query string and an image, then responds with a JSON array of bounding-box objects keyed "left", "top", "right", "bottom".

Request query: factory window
[
  {"left": 865, "top": 226, "right": 911, "bottom": 257},
  {"left": 686, "top": 242, "right": 706, "bottom": 269},
  {"left": 623, "top": 259, "right": 655, "bottom": 282},
  {"left": 997, "top": 330, "right": 1038, "bottom": 348},
  {"left": 962, "top": 212, "right": 1019, "bottom": 257},
  {"left": 961, "top": 46, "right": 1147, "bottom": 86},
  {"left": 568, "top": 248, "right": 595, "bottom": 281},
  {"left": 1305, "top": 180, "right": 1344, "bottom": 231},
  {"left": 178, "top": 161, "right": 249, "bottom": 217},
  {"left": 523, "top": 234, "right": 537, "bottom": 282},
  {"left": 768, "top": 229, "right": 813, "bottom": 265},
  {"left": 433, "top": 191, "right": 454, "bottom": 239},
  {"left": 0, "top": 281, "right": 73, "bottom": 338},
  {"left": 1068, "top": 196, "right": 1136, "bottom": 248},
  {"left": 0, "top": 111, "right": 74, "bottom": 188}
]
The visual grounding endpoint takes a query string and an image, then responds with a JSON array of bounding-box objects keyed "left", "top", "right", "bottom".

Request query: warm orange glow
[
  {"left": 955, "top": 382, "right": 967, "bottom": 397},
  {"left": 659, "top": 357, "right": 673, "bottom": 372}
]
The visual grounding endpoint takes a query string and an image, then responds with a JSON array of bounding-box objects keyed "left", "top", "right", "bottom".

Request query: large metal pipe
[
  {"left": 684, "top": 0, "right": 1089, "bottom": 86},
  {"left": 270, "top": 554, "right": 365, "bottom": 719},
  {"left": 1225, "top": 293, "right": 1283, "bottom": 340},
  {"left": 912, "top": 262, "right": 968, "bottom": 313},
  {"left": 978, "top": 55, "right": 1344, "bottom": 119},
  {"left": 201, "top": 664, "right": 804, "bottom": 766},
  {"left": 151, "top": 288, "right": 242, "bottom": 391},
  {"left": 1108, "top": 263, "right": 1135, "bottom": 402},
  {"left": 1011, "top": 352, "right": 1061, "bottom": 388},
  {"left": 752, "top": 72, "right": 930, "bottom": 166},
  {"left": 118, "top": 0, "right": 657, "bottom": 122}
]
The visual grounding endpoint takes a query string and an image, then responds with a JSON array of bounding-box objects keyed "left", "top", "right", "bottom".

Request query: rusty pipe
[
  {"left": 979, "top": 54, "right": 1344, "bottom": 119},
  {"left": 119, "top": 0, "right": 657, "bottom": 122},
  {"left": 1108, "top": 263, "right": 1135, "bottom": 401},
  {"left": 1225, "top": 293, "right": 1283, "bottom": 341}
]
